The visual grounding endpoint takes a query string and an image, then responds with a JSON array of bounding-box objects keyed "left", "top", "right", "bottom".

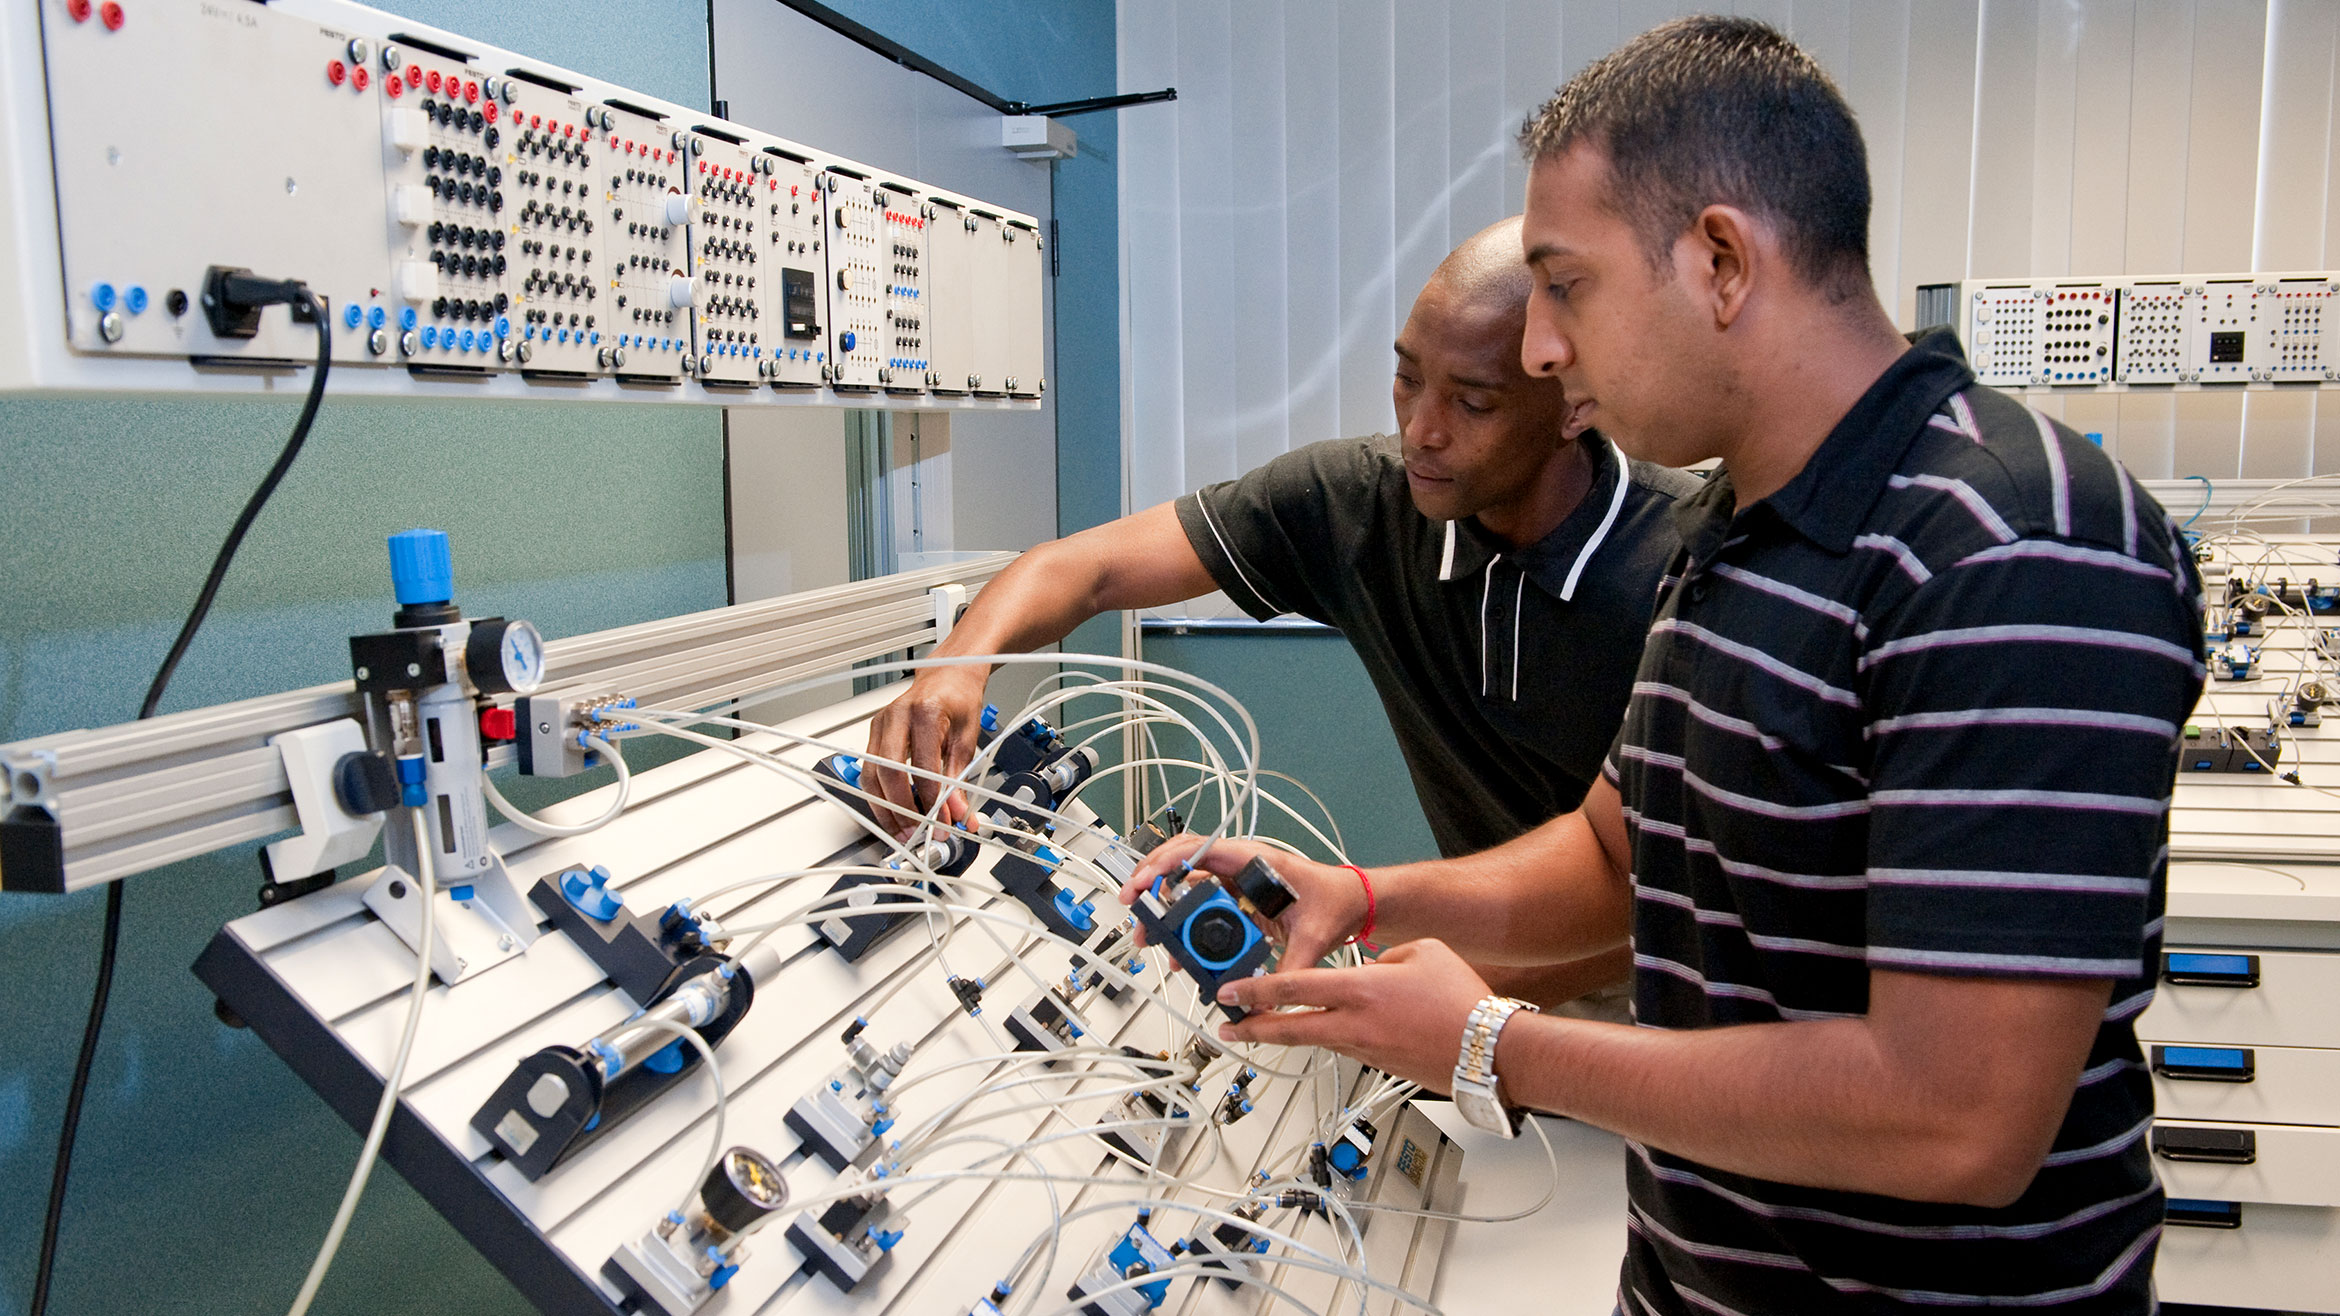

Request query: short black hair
[{"left": 1520, "top": 16, "right": 1872, "bottom": 302}]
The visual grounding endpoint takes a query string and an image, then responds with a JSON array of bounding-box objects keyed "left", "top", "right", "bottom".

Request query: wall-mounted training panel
[
  {"left": 1920, "top": 273, "right": 2340, "bottom": 392},
  {"left": 0, "top": 0, "right": 1042, "bottom": 408}
]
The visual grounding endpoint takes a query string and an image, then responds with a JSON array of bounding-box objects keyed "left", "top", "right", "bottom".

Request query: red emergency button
[{"left": 479, "top": 707, "right": 517, "bottom": 742}]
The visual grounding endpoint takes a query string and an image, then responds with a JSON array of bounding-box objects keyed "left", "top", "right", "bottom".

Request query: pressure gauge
[{"left": 465, "top": 618, "right": 547, "bottom": 695}]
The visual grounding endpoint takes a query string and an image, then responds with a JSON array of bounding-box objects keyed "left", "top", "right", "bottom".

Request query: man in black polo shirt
[
  {"left": 864, "top": 217, "right": 1696, "bottom": 999},
  {"left": 1161, "top": 18, "right": 2201, "bottom": 1316}
]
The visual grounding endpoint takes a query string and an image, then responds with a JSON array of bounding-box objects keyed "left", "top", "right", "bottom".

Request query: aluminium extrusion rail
[{"left": 0, "top": 553, "right": 1011, "bottom": 896}]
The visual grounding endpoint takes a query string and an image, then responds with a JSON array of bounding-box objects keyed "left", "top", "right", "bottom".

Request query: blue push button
[{"left": 2163, "top": 952, "right": 2259, "bottom": 988}]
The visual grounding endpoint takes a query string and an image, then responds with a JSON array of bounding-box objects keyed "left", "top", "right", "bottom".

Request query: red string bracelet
[{"left": 1340, "top": 864, "right": 1377, "bottom": 947}]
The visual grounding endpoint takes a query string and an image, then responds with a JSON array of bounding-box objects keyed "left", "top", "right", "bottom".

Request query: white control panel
[
  {"left": 1924, "top": 273, "right": 2340, "bottom": 392},
  {"left": 0, "top": 0, "right": 1043, "bottom": 408}
]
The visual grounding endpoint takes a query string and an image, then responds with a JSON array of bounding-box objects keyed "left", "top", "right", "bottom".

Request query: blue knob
[
  {"left": 388, "top": 529, "right": 455, "bottom": 605},
  {"left": 841, "top": 330, "right": 856, "bottom": 351}
]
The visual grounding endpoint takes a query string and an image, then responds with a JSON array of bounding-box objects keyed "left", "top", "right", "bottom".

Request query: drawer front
[
  {"left": 2156, "top": 1201, "right": 2340, "bottom": 1313},
  {"left": 2149, "top": 1043, "right": 2340, "bottom": 1126},
  {"left": 2152, "top": 1119, "right": 2340, "bottom": 1207},
  {"left": 2136, "top": 947, "right": 2340, "bottom": 1049}
]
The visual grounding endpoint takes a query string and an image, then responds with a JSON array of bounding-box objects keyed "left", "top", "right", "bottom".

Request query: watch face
[
  {"left": 500, "top": 620, "right": 546, "bottom": 694},
  {"left": 1453, "top": 1084, "right": 1514, "bottom": 1137}
]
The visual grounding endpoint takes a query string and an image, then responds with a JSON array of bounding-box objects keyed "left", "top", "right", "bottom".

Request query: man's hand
[
  {"left": 1120, "top": 833, "right": 1369, "bottom": 971},
  {"left": 1213, "top": 940, "right": 1490, "bottom": 1092},
  {"left": 862, "top": 666, "right": 990, "bottom": 836}
]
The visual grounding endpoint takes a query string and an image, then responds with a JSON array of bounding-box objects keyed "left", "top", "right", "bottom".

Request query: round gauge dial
[{"left": 464, "top": 618, "right": 547, "bottom": 696}]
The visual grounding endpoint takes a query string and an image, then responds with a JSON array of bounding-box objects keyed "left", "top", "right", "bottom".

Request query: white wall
[{"left": 1119, "top": 0, "right": 2340, "bottom": 571}]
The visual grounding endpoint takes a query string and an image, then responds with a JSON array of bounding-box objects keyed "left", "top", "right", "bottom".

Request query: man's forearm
[
  {"left": 1492, "top": 972, "right": 2112, "bottom": 1207},
  {"left": 931, "top": 539, "right": 1107, "bottom": 666},
  {"left": 931, "top": 501, "right": 1218, "bottom": 665},
  {"left": 1371, "top": 809, "right": 1630, "bottom": 965}
]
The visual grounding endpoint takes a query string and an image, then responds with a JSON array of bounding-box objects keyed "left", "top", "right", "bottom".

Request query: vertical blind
[{"left": 1120, "top": 0, "right": 2340, "bottom": 618}]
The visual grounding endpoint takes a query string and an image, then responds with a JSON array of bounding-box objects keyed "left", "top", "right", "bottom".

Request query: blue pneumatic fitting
[
  {"left": 871, "top": 1228, "right": 904, "bottom": 1252},
  {"left": 1052, "top": 887, "right": 1096, "bottom": 934},
  {"left": 589, "top": 1038, "right": 624, "bottom": 1080},
  {"left": 980, "top": 704, "right": 1000, "bottom": 734},
  {"left": 125, "top": 285, "right": 148, "bottom": 314},
  {"left": 343, "top": 302, "right": 363, "bottom": 330},
  {"left": 395, "top": 754, "right": 427, "bottom": 807},
  {"left": 560, "top": 865, "right": 624, "bottom": 922},
  {"left": 709, "top": 1260, "right": 738, "bottom": 1290},
  {"left": 387, "top": 529, "right": 455, "bottom": 606}
]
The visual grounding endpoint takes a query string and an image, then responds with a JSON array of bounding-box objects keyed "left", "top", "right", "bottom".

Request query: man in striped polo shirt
[{"left": 1139, "top": 16, "right": 2204, "bottom": 1314}]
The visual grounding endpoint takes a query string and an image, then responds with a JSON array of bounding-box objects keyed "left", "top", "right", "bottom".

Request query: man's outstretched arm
[{"left": 865, "top": 501, "right": 1218, "bottom": 831}]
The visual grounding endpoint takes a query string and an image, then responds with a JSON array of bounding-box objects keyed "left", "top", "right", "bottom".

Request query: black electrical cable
[{"left": 29, "top": 288, "right": 331, "bottom": 1316}]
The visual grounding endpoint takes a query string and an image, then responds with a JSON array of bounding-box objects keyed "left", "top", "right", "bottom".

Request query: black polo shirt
[
  {"left": 1174, "top": 430, "right": 1698, "bottom": 856},
  {"left": 1606, "top": 333, "right": 2205, "bottom": 1314}
]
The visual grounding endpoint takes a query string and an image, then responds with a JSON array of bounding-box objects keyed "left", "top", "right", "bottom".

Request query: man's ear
[{"left": 1682, "top": 204, "right": 1760, "bottom": 330}]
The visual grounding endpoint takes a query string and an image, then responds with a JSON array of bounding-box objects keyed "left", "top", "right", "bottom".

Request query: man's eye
[
  {"left": 1395, "top": 373, "right": 1421, "bottom": 389},
  {"left": 1459, "top": 399, "right": 1492, "bottom": 416}
]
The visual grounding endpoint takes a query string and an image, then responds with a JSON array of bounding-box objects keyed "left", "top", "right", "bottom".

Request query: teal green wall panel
[{"left": 1137, "top": 628, "right": 1439, "bottom": 868}]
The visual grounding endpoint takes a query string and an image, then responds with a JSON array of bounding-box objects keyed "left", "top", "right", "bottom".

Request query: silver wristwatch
[{"left": 1452, "top": 994, "right": 1538, "bottom": 1137}]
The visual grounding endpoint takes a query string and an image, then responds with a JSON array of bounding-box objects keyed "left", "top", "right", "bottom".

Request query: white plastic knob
[
  {"left": 385, "top": 107, "right": 428, "bottom": 154},
  {"left": 392, "top": 184, "right": 433, "bottom": 226},
  {"left": 666, "top": 274, "right": 698, "bottom": 309},
  {"left": 394, "top": 261, "right": 439, "bottom": 302},
  {"left": 663, "top": 192, "right": 693, "bottom": 227}
]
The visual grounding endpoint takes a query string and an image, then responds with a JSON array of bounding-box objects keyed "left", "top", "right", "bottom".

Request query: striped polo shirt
[{"left": 1605, "top": 333, "right": 2205, "bottom": 1315}]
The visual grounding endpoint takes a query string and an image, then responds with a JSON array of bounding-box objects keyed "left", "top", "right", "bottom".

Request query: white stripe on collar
[
  {"left": 1557, "top": 437, "right": 1632, "bottom": 602},
  {"left": 1438, "top": 519, "right": 1458, "bottom": 581}
]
